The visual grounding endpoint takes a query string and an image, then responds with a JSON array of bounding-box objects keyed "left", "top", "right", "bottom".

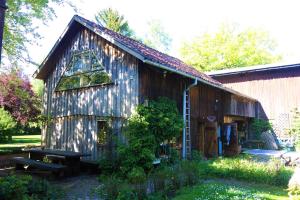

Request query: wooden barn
[
  {"left": 34, "top": 15, "right": 256, "bottom": 160},
  {"left": 208, "top": 63, "right": 300, "bottom": 138}
]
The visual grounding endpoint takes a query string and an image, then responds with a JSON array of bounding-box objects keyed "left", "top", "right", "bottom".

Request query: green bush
[
  {"left": 117, "top": 97, "right": 183, "bottom": 177},
  {"left": 250, "top": 118, "right": 272, "bottom": 139},
  {"left": 150, "top": 161, "right": 202, "bottom": 197},
  {"left": 191, "top": 150, "right": 204, "bottom": 161},
  {"left": 167, "top": 148, "right": 180, "bottom": 165},
  {"left": 94, "top": 175, "right": 138, "bottom": 200},
  {"left": 137, "top": 97, "right": 183, "bottom": 152},
  {"left": 127, "top": 167, "right": 147, "bottom": 199},
  {"left": 0, "top": 175, "right": 63, "bottom": 200},
  {"left": 128, "top": 167, "right": 147, "bottom": 184},
  {"left": 0, "top": 108, "right": 17, "bottom": 141},
  {"left": 98, "top": 156, "right": 119, "bottom": 175}
]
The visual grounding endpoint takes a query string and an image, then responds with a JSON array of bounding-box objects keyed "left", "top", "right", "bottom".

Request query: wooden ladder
[{"left": 185, "top": 92, "right": 191, "bottom": 158}]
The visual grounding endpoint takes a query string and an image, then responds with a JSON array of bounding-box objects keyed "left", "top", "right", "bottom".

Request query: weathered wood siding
[
  {"left": 138, "top": 63, "right": 191, "bottom": 113},
  {"left": 190, "top": 84, "right": 224, "bottom": 151},
  {"left": 189, "top": 84, "right": 255, "bottom": 152},
  {"left": 213, "top": 67, "right": 300, "bottom": 136},
  {"left": 42, "top": 27, "right": 139, "bottom": 160},
  {"left": 224, "top": 94, "right": 256, "bottom": 118}
]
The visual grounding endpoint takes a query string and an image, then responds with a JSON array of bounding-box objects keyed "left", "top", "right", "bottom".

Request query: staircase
[{"left": 185, "top": 91, "right": 191, "bottom": 158}]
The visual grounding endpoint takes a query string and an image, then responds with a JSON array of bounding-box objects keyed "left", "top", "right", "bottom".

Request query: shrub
[
  {"left": 191, "top": 150, "right": 204, "bottom": 161},
  {"left": 167, "top": 148, "right": 180, "bottom": 165},
  {"left": 150, "top": 161, "right": 202, "bottom": 197},
  {"left": 117, "top": 97, "right": 183, "bottom": 177},
  {"left": 0, "top": 108, "right": 16, "bottom": 142},
  {"left": 0, "top": 175, "right": 63, "bottom": 200},
  {"left": 137, "top": 97, "right": 183, "bottom": 152},
  {"left": 250, "top": 119, "right": 272, "bottom": 139},
  {"left": 98, "top": 156, "right": 119, "bottom": 175},
  {"left": 127, "top": 167, "right": 147, "bottom": 199},
  {"left": 94, "top": 175, "right": 137, "bottom": 200}
]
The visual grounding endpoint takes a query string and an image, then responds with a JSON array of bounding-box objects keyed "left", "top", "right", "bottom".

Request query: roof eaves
[
  {"left": 207, "top": 62, "right": 300, "bottom": 77},
  {"left": 33, "top": 16, "right": 78, "bottom": 79}
]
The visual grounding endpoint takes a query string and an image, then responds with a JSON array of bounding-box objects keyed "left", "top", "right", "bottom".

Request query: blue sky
[{"left": 24, "top": 0, "right": 300, "bottom": 75}]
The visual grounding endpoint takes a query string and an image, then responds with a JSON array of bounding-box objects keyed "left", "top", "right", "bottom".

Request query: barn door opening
[
  {"left": 204, "top": 122, "right": 218, "bottom": 158},
  {"left": 97, "top": 120, "right": 112, "bottom": 159}
]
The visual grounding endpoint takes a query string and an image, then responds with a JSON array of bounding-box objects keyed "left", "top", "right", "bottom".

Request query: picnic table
[
  {"left": 11, "top": 148, "right": 91, "bottom": 177},
  {"left": 25, "top": 148, "right": 91, "bottom": 175}
]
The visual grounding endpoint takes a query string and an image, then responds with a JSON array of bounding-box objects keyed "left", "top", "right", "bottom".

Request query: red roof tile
[{"left": 76, "top": 15, "right": 221, "bottom": 86}]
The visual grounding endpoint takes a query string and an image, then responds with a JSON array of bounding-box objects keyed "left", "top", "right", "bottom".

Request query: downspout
[{"left": 182, "top": 79, "right": 197, "bottom": 159}]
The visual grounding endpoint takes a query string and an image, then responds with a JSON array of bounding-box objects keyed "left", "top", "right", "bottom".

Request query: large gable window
[{"left": 56, "top": 51, "right": 112, "bottom": 91}]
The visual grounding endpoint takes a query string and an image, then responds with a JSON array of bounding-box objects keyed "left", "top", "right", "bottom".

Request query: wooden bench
[
  {"left": 11, "top": 157, "right": 67, "bottom": 177},
  {"left": 45, "top": 154, "right": 65, "bottom": 164},
  {"left": 80, "top": 160, "right": 99, "bottom": 173}
]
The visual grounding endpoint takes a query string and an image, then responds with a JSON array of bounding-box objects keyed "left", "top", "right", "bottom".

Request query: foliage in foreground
[
  {"left": 110, "top": 97, "right": 183, "bottom": 177},
  {"left": 94, "top": 161, "right": 202, "bottom": 200},
  {"left": 96, "top": 155, "right": 293, "bottom": 199},
  {"left": 198, "top": 156, "right": 293, "bottom": 187},
  {"left": 0, "top": 175, "right": 63, "bottom": 200},
  {"left": 173, "top": 181, "right": 289, "bottom": 200}
]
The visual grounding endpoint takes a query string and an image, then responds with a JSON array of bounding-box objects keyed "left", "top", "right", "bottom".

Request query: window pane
[
  {"left": 56, "top": 51, "right": 111, "bottom": 91},
  {"left": 97, "top": 121, "right": 108, "bottom": 145}
]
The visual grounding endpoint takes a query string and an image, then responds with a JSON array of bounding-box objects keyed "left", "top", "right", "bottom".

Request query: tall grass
[{"left": 198, "top": 155, "right": 293, "bottom": 187}]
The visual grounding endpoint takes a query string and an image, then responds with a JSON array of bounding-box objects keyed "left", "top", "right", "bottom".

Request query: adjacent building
[{"left": 208, "top": 63, "right": 300, "bottom": 138}]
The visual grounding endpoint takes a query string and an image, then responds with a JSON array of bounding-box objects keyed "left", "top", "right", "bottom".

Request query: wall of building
[
  {"left": 42, "top": 26, "right": 139, "bottom": 160},
  {"left": 213, "top": 67, "right": 300, "bottom": 137},
  {"left": 138, "top": 63, "right": 191, "bottom": 113}
]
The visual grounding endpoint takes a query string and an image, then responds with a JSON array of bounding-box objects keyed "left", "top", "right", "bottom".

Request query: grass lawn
[
  {"left": 0, "top": 135, "right": 41, "bottom": 154},
  {"left": 173, "top": 179, "right": 289, "bottom": 200}
]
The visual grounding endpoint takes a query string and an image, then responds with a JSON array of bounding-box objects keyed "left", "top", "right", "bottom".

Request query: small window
[
  {"left": 56, "top": 50, "right": 112, "bottom": 91},
  {"left": 97, "top": 120, "right": 109, "bottom": 146}
]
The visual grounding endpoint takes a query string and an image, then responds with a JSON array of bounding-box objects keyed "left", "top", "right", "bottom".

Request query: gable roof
[
  {"left": 207, "top": 62, "right": 300, "bottom": 77},
  {"left": 34, "top": 15, "right": 256, "bottom": 101},
  {"left": 34, "top": 15, "right": 220, "bottom": 85}
]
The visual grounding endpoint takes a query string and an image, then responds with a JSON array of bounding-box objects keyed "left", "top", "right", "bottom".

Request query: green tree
[
  {"left": 95, "top": 8, "right": 134, "bottom": 37},
  {"left": 142, "top": 20, "right": 172, "bottom": 53},
  {"left": 31, "top": 79, "right": 44, "bottom": 99},
  {"left": 0, "top": 108, "right": 16, "bottom": 141},
  {"left": 180, "top": 24, "right": 282, "bottom": 71},
  {"left": 3, "top": 0, "right": 75, "bottom": 66}
]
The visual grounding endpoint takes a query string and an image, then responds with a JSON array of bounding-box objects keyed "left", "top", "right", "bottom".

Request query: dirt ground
[{"left": 52, "top": 175, "right": 101, "bottom": 200}]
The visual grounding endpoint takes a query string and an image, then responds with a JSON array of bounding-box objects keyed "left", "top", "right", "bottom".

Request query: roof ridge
[{"left": 74, "top": 15, "right": 221, "bottom": 85}]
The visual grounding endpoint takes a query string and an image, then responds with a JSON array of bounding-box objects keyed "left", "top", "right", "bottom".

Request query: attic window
[{"left": 56, "top": 50, "right": 112, "bottom": 91}]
